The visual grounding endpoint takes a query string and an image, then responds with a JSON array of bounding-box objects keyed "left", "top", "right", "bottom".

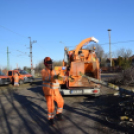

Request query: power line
[
  {"left": 99, "top": 40, "right": 134, "bottom": 45},
  {"left": 10, "top": 53, "right": 29, "bottom": 59},
  {"left": 0, "top": 50, "right": 6, "bottom": 53},
  {"left": 0, "top": 48, "right": 29, "bottom": 57},
  {"left": 37, "top": 44, "right": 51, "bottom": 53},
  {"left": 65, "top": 39, "right": 134, "bottom": 47},
  {"left": 16, "top": 50, "right": 29, "bottom": 56},
  {"left": 0, "top": 25, "right": 28, "bottom": 38},
  {"left": 0, "top": 52, "right": 6, "bottom": 54}
]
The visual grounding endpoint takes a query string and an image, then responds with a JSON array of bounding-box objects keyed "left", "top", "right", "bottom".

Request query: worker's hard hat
[{"left": 44, "top": 57, "right": 52, "bottom": 65}]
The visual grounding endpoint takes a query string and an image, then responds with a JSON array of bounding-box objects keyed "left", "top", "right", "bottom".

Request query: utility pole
[
  {"left": 108, "top": 29, "right": 112, "bottom": 67},
  {"left": 7, "top": 47, "right": 10, "bottom": 70},
  {"left": 28, "top": 37, "right": 37, "bottom": 75}
]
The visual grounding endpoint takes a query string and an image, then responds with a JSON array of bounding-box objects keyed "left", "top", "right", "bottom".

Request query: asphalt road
[{"left": 0, "top": 74, "right": 131, "bottom": 134}]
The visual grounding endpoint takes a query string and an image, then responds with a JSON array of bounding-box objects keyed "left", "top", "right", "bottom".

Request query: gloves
[
  {"left": 68, "top": 75, "right": 74, "bottom": 82},
  {"left": 53, "top": 74, "right": 59, "bottom": 79},
  {"left": 79, "top": 71, "right": 84, "bottom": 76},
  {"left": 53, "top": 74, "right": 63, "bottom": 81},
  {"left": 53, "top": 74, "right": 75, "bottom": 82}
]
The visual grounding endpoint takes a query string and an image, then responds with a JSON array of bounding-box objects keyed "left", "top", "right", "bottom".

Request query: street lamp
[{"left": 108, "top": 29, "right": 112, "bottom": 67}]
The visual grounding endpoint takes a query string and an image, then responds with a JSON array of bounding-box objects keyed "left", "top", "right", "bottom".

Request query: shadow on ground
[
  {"left": 0, "top": 82, "right": 133, "bottom": 134},
  {"left": 0, "top": 87, "right": 62, "bottom": 134}
]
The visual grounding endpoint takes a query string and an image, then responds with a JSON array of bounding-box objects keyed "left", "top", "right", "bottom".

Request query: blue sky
[{"left": 0, "top": 0, "right": 134, "bottom": 69}]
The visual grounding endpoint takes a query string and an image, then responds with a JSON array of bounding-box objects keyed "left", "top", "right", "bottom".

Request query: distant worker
[
  {"left": 41, "top": 57, "right": 64, "bottom": 126},
  {"left": 13, "top": 72, "right": 19, "bottom": 86}
]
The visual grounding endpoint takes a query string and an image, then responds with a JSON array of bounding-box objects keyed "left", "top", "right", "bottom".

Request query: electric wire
[
  {"left": 0, "top": 25, "right": 28, "bottom": 39},
  {"left": 65, "top": 40, "right": 134, "bottom": 48}
]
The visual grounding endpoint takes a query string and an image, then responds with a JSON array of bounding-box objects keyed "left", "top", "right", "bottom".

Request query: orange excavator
[{"left": 54, "top": 37, "right": 101, "bottom": 96}]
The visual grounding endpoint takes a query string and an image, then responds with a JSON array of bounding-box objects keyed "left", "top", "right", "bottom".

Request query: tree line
[
  {"left": 1, "top": 44, "right": 133, "bottom": 75},
  {"left": 25, "top": 44, "right": 134, "bottom": 72}
]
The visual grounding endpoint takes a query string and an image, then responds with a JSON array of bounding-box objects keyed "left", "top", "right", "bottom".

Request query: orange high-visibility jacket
[
  {"left": 13, "top": 73, "right": 19, "bottom": 83},
  {"left": 41, "top": 69, "right": 60, "bottom": 96}
]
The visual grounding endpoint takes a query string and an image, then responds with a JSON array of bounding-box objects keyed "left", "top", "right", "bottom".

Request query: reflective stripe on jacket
[
  {"left": 41, "top": 69, "right": 60, "bottom": 95},
  {"left": 14, "top": 74, "right": 19, "bottom": 83}
]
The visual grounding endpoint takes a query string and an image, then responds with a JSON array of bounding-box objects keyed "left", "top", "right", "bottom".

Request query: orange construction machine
[{"left": 55, "top": 37, "right": 101, "bottom": 96}]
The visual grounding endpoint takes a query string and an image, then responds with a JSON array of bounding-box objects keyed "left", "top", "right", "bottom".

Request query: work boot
[
  {"left": 56, "top": 113, "right": 63, "bottom": 121},
  {"left": 49, "top": 119, "right": 55, "bottom": 126}
]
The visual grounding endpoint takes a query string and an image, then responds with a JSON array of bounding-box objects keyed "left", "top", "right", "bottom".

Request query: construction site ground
[{"left": 0, "top": 76, "right": 133, "bottom": 134}]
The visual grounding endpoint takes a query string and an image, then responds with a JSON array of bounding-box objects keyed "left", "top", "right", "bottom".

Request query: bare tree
[
  {"left": 116, "top": 48, "right": 132, "bottom": 58},
  {"left": 37, "top": 60, "right": 44, "bottom": 70},
  {"left": 102, "top": 53, "right": 109, "bottom": 59},
  {"left": 87, "top": 44, "right": 104, "bottom": 58},
  {"left": 126, "top": 49, "right": 133, "bottom": 57},
  {"left": 53, "top": 60, "right": 63, "bottom": 67},
  {"left": 36, "top": 59, "right": 63, "bottom": 71}
]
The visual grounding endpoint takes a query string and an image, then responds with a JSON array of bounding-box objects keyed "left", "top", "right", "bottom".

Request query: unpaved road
[{"left": 0, "top": 76, "right": 132, "bottom": 134}]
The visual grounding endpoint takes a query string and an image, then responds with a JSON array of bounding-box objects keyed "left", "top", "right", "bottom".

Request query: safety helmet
[{"left": 44, "top": 57, "right": 52, "bottom": 66}]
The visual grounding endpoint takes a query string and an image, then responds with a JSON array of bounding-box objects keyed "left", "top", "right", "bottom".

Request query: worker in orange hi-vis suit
[
  {"left": 41, "top": 57, "right": 64, "bottom": 126},
  {"left": 13, "top": 72, "right": 19, "bottom": 86}
]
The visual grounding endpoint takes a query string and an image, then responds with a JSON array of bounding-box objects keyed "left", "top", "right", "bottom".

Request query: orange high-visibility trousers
[
  {"left": 44, "top": 89, "right": 64, "bottom": 120},
  {"left": 13, "top": 74, "right": 19, "bottom": 86}
]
